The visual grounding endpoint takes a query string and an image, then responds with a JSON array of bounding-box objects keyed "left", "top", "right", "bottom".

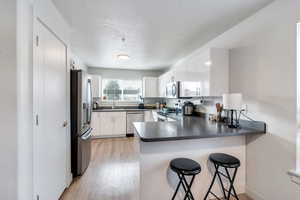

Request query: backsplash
[
  {"left": 166, "top": 97, "right": 222, "bottom": 115},
  {"left": 93, "top": 96, "right": 222, "bottom": 115}
]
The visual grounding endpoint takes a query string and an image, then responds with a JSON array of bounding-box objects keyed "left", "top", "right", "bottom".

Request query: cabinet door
[
  {"left": 143, "top": 77, "right": 158, "bottom": 97},
  {"left": 90, "top": 75, "right": 101, "bottom": 98},
  {"left": 209, "top": 48, "right": 229, "bottom": 96},
  {"left": 91, "top": 112, "right": 101, "bottom": 136},
  {"left": 112, "top": 112, "right": 127, "bottom": 136},
  {"left": 158, "top": 76, "right": 166, "bottom": 97},
  {"left": 99, "top": 112, "right": 115, "bottom": 136},
  {"left": 99, "top": 112, "right": 126, "bottom": 136}
]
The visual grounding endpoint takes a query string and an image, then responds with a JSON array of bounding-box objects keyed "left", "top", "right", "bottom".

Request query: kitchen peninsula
[{"left": 134, "top": 115, "right": 266, "bottom": 199}]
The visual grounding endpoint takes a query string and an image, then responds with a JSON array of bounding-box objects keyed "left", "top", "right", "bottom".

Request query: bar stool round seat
[
  {"left": 170, "top": 158, "right": 201, "bottom": 200},
  {"left": 170, "top": 158, "right": 201, "bottom": 175},
  {"left": 209, "top": 153, "right": 240, "bottom": 168}
]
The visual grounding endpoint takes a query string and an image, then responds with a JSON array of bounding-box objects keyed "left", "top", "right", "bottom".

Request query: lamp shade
[{"left": 222, "top": 93, "right": 242, "bottom": 110}]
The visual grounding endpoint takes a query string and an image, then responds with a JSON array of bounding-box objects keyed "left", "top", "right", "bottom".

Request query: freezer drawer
[{"left": 127, "top": 112, "right": 145, "bottom": 135}]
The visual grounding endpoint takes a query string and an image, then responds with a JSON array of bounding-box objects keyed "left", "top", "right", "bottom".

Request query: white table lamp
[
  {"left": 222, "top": 93, "right": 243, "bottom": 128},
  {"left": 222, "top": 93, "right": 242, "bottom": 110}
]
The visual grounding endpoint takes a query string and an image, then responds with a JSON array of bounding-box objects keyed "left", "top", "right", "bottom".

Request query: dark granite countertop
[{"left": 134, "top": 116, "right": 266, "bottom": 142}]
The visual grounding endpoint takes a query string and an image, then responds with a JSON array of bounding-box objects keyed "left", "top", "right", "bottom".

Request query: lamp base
[
  {"left": 227, "top": 109, "right": 240, "bottom": 129},
  {"left": 228, "top": 124, "right": 239, "bottom": 129}
]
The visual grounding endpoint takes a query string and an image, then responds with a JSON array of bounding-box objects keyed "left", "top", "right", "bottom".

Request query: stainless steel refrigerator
[{"left": 70, "top": 69, "right": 92, "bottom": 177}]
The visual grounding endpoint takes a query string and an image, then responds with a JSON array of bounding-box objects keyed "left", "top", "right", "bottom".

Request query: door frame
[{"left": 33, "top": 17, "right": 71, "bottom": 199}]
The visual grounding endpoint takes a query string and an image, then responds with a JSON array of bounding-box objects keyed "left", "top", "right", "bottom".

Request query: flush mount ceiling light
[
  {"left": 117, "top": 54, "right": 130, "bottom": 60},
  {"left": 204, "top": 60, "right": 212, "bottom": 66},
  {"left": 116, "top": 37, "right": 130, "bottom": 60}
]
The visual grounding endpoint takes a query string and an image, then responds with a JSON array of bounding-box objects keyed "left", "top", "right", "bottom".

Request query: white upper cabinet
[
  {"left": 208, "top": 48, "right": 229, "bottom": 96},
  {"left": 159, "top": 48, "right": 229, "bottom": 97},
  {"left": 90, "top": 75, "right": 101, "bottom": 98},
  {"left": 158, "top": 70, "right": 175, "bottom": 97},
  {"left": 142, "top": 77, "right": 158, "bottom": 97}
]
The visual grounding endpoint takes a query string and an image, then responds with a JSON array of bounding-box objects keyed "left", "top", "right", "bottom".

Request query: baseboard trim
[
  {"left": 288, "top": 170, "right": 300, "bottom": 185},
  {"left": 246, "top": 187, "right": 265, "bottom": 200},
  {"left": 66, "top": 172, "right": 73, "bottom": 187}
]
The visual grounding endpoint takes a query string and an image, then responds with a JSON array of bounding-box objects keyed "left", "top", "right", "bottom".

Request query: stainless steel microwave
[{"left": 166, "top": 82, "right": 179, "bottom": 98}]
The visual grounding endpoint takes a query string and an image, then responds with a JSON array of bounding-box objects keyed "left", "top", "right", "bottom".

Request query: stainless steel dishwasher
[{"left": 126, "top": 111, "right": 145, "bottom": 136}]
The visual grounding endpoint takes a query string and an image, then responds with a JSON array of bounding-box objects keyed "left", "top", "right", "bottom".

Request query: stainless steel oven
[{"left": 126, "top": 111, "right": 145, "bottom": 136}]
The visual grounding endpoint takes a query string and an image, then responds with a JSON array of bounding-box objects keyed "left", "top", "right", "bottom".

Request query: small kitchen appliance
[{"left": 182, "top": 101, "right": 194, "bottom": 116}]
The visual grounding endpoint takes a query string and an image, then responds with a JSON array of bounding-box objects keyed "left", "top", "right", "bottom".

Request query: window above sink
[{"left": 101, "top": 79, "right": 142, "bottom": 102}]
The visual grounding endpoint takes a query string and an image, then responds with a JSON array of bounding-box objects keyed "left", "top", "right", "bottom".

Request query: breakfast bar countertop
[{"left": 133, "top": 116, "right": 266, "bottom": 142}]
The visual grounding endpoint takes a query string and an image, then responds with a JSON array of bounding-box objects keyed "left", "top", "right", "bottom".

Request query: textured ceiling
[{"left": 53, "top": 0, "right": 274, "bottom": 70}]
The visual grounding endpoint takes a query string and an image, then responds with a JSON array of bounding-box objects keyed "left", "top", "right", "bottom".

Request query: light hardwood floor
[{"left": 60, "top": 138, "right": 252, "bottom": 200}]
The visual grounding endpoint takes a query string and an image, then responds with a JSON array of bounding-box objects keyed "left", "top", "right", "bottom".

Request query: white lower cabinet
[
  {"left": 91, "top": 112, "right": 127, "bottom": 137},
  {"left": 91, "top": 112, "right": 101, "bottom": 136}
]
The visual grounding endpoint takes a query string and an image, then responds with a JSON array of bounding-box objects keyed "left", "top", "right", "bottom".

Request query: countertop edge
[
  {"left": 138, "top": 131, "right": 266, "bottom": 142},
  {"left": 134, "top": 119, "right": 267, "bottom": 143}
]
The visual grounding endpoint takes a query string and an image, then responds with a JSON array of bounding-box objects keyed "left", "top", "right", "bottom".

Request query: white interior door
[{"left": 34, "top": 20, "right": 67, "bottom": 200}]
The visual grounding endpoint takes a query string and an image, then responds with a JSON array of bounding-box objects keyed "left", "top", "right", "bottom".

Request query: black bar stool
[
  {"left": 204, "top": 153, "right": 240, "bottom": 200},
  {"left": 170, "top": 158, "right": 201, "bottom": 200}
]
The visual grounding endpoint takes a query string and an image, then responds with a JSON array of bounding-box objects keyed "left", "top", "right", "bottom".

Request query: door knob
[{"left": 63, "top": 121, "right": 68, "bottom": 127}]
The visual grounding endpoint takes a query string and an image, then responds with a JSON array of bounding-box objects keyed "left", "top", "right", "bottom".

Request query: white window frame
[{"left": 100, "top": 78, "right": 143, "bottom": 104}]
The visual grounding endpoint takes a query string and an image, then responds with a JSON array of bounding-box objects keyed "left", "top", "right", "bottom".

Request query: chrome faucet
[
  {"left": 112, "top": 88, "right": 116, "bottom": 109},
  {"left": 112, "top": 99, "right": 116, "bottom": 109}
]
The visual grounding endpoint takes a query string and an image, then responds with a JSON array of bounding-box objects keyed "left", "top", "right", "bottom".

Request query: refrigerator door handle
[
  {"left": 81, "top": 128, "right": 93, "bottom": 140},
  {"left": 87, "top": 79, "right": 92, "bottom": 124}
]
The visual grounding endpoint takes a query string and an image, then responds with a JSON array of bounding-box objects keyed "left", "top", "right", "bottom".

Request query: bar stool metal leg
[
  {"left": 172, "top": 173, "right": 184, "bottom": 200},
  {"left": 172, "top": 173, "right": 196, "bottom": 200},
  {"left": 204, "top": 165, "right": 240, "bottom": 200},
  {"left": 224, "top": 167, "right": 239, "bottom": 200},
  {"left": 179, "top": 174, "right": 193, "bottom": 200},
  {"left": 182, "top": 175, "right": 195, "bottom": 200},
  {"left": 204, "top": 166, "right": 219, "bottom": 200},
  {"left": 215, "top": 164, "right": 227, "bottom": 199}
]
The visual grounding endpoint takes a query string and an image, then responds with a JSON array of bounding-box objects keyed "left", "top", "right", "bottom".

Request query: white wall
[
  {"left": 229, "top": 1, "right": 300, "bottom": 199},
  {"left": 17, "top": 0, "right": 34, "bottom": 199},
  {"left": 0, "top": 0, "right": 18, "bottom": 199},
  {"left": 169, "top": 0, "right": 300, "bottom": 199}
]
